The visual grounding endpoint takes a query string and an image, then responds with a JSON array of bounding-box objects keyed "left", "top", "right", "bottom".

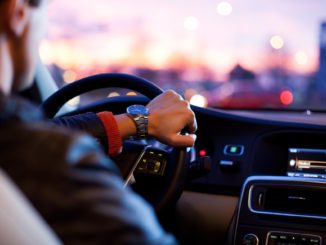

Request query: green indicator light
[
  {"left": 150, "top": 151, "right": 154, "bottom": 154},
  {"left": 230, "top": 147, "right": 237, "bottom": 153},
  {"left": 310, "top": 239, "right": 319, "bottom": 243}
]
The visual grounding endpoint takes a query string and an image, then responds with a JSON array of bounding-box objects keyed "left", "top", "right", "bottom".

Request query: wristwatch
[{"left": 126, "top": 105, "right": 149, "bottom": 138}]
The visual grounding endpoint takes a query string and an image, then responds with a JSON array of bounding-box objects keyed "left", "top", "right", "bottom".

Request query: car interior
[{"left": 3, "top": 0, "right": 326, "bottom": 245}]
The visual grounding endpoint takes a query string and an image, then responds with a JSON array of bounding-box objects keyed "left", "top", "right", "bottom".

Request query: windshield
[{"left": 41, "top": 0, "right": 326, "bottom": 110}]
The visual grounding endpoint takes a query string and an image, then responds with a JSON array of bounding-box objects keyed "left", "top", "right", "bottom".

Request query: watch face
[{"left": 127, "top": 105, "right": 149, "bottom": 115}]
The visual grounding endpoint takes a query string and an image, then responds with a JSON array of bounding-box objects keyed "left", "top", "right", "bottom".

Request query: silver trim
[
  {"left": 124, "top": 145, "right": 151, "bottom": 188},
  {"left": 220, "top": 160, "right": 234, "bottom": 166},
  {"left": 233, "top": 176, "right": 326, "bottom": 245},
  {"left": 243, "top": 233, "right": 259, "bottom": 245},
  {"left": 248, "top": 178, "right": 326, "bottom": 220},
  {"left": 266, "top": 231, "right": 322, "bottom": 245}
]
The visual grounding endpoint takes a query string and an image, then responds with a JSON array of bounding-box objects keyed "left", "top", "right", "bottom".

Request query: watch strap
[{"left": 127, "top": 114, "right": 148, "bottom": 138}]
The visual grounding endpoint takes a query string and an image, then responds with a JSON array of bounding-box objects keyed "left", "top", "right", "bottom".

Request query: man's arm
[
  {"left": 52, "top": 90, "right": 197, "bottom": 158},
  {"left": 1, "top": 123, "right": 178, "bottom": 245}
]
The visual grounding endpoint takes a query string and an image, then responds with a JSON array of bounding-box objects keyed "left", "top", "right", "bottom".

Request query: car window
[{"left": 41, "top": 0, "right": 326, "bottom": 110}]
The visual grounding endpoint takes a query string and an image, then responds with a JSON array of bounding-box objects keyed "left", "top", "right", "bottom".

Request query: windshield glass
[{"left": 42, "top": 0, "right": 326, "bottom": 110}]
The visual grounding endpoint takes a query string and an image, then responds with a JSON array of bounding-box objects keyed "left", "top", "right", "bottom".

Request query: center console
[{"left": 233, "top": 176, "right": 326, "bottom": 245}]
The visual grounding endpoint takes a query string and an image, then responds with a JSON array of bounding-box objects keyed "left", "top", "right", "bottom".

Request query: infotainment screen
[{"left": 288, "top": 148, "right": 326, "bottom": 179}]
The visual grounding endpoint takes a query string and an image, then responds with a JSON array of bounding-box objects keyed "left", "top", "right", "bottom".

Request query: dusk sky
[{"left": 40, "top": 0, "right": 326, "bottom": 81}]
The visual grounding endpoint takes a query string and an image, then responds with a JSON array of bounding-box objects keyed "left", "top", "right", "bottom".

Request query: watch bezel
[
  {"left": 127, "top": 104, "right": 149, "bottom": 116},
  {"left": 126, "top": 104, "right": 149, "bottom": 138}
]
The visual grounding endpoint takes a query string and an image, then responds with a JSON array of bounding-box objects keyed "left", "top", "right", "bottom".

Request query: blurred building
[
  {"left": 229, "top": 64, "right": 256, "bottom": 82},
  {"left": 317, "top": 22, "right": 326, "bottom": 88}
]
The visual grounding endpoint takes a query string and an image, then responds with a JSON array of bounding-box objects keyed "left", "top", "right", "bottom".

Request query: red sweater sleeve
[{"left": 96, "top": 112, "right": 122, "bottom": 157}]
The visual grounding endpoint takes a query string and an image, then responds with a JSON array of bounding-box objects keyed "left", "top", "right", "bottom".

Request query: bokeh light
[
  {"left": 295, "top": 51, "right": 308, "bottom": 65},
  {"left": 63, "top": 70, "right": 77, "bottom": 84},
  {"left": 280, "top": 90, "right": 294, "bottom": 105},
  {"left": 184, "top": 16, "right": 199, "bottom": 31},
  {"left": 217, "top": 1, "right": 233, "bottom": 16},
  {"left": 126, "top": 91, "right": 138, "bottom": 96},
  {"left": 108, "top": 92, "right": 120, "bottom": 97},
  {"left": 190, "top": 94, "right": 208, "bottom": 107},
  {"left": 67, "top": 96, "right": 80, "bottom": 107},
  {"left": 270, "top": 35, "right": 285, "bottom": 50}
]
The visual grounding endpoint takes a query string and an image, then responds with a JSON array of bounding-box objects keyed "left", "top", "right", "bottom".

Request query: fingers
[
  {"left": 169, "top": 133, "right": 197, "bottom": 147},
  {"left": 173, "top": 93, "right": 197, "bottom": 134},
  {"left": 147, "top": 90, "right": 198, "bottom": 147},
  {"left": 185, "top": 108, "right": 197, "bottom": 134}
]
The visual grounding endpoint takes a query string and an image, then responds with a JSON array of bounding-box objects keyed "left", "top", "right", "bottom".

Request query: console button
[
  {"left": 219, "top": 160, "right": 239, "bottom": 172},
  {"left": 267, "top": 232, "right": 321, "bottom": 245},
  {"left": 224, "top": 145, "right": 244, "bottom": 156},
  {"left": 242, "top": 233, "right": 259, "bottom": 245}
]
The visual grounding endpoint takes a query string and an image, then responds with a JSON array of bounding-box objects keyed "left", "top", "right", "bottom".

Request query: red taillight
[{"left": 280, "top": 90, "right": 293, "bottom": 105}]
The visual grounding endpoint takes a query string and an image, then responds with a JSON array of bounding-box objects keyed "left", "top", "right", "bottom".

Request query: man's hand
[
  {"left": 115, "top": 90, "right": 197, "bottom": 147},
  {"left": 146, "top": 90, "right": 197, "bottom": 147}
]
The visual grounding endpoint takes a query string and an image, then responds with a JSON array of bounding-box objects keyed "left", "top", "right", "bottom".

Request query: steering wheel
[{"left": 41, "top": 73, "right": 189, "bottom": 212}]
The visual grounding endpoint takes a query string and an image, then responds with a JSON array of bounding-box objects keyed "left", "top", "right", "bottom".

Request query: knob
[{"left": 242, "top": 233, "right": 259, "bottom": 245}]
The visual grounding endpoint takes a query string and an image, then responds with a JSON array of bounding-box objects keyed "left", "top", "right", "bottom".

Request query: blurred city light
[
  {"left": 39, "top": 41, "right": 53, "bottom": 65},
  {"left": 216, "top": 1, "right": 233, "bottom": 16},
  {"left": 63, "top": 70, "right": 77, "bottom": 84},
  {"left": 108, "top": 92, "right": 120, "bottom": 97},
  {"left": 126, "top": 91, "right": 138, "bottom": 96},
  {"left": 280, "top": 90, "right": 294, "bottom": 105},
  {"left": 67, "top": 96, "right": 80, "bottom": 107},
  {"left": 184, "top": 88, "right": 198, "bottom": 101},
  {"left": 295, "top": 51, "right": 308, "bottom": 65},
  {"left": 270, "top": 35, "right": 285, "bottom": 50},
  {"left": 184, "top": 16, "right": 199, "bottom": 31},
  {"left": 44, "top": 0, "right": 326, "bottom": 110},
  {"left": 190, "top": 94, "right": 208, "bottom": 107}
]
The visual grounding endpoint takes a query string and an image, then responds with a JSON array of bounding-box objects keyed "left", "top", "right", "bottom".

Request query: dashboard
[
  {"left": 188, "top": 107, "right": 326, "bottom": 195},
  {"left": 66, "top": 97, "right": 326, "bottom": 245},
  {"left": 186, "top": 106, "right": 326, "bottom": 245}
]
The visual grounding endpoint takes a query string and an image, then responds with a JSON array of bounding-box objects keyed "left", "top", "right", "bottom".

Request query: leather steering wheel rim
[
  {"left": 41, "top": 73, "right": 164, "bottom": 118},
  {"left": 41, "top": 73, "right": 188, "bottom": 212}
]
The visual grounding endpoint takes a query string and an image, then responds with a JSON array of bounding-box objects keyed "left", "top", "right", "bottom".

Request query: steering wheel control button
[
  {"left": 224, "top": 145, "right": 244, "bottom": 156},
  {"left": 135, "top": 150, "right": 167, "bottom": 176},
  {"left": 242, "top": 233, "right": 259, "bottom": 245},
  {"left": 267, "top": 232, "right": 321, "bottom": 245}
]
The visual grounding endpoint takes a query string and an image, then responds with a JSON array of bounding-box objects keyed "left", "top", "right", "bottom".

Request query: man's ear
[{"left": 5, "top": 0, "right": 31, "bottom": 37}]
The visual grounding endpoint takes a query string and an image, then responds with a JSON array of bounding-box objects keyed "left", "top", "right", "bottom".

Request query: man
[{"left": 0, "top": 0, "right": 197, "bottom": 244}]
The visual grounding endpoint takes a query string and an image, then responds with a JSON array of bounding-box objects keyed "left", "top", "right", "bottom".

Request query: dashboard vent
[{"left": 249, "top": 184, "right": 326, "bottom": 218}]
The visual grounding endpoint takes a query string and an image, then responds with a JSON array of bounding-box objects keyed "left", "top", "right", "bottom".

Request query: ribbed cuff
[{"left": 97, "top": 112, "right": 122, "bottom": 157}]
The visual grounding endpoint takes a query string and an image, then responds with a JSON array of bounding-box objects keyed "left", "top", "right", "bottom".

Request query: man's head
[{"left": 0, "top": 0, "right": 48, "bottom": 95}]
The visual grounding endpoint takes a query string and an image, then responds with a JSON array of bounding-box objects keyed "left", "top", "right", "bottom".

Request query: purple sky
[{"left": 41, "top": 0, "right": 326, "bottom": 79}]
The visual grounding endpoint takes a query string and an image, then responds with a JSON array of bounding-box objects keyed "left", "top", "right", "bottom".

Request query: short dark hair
[
  {"left": 0, "top": 0, "right": 42, "bottom": 7},
  {"left": 28, "top": 0, "right": 42, "bottom": 7}
]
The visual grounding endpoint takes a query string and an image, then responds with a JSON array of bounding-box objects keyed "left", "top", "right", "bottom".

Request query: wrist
[{"left": 115, "top": 114, "right": 137, "bottom": 140}]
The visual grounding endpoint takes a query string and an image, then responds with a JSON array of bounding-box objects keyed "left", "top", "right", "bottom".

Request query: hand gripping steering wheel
[{"left": 41, "top": 73, "right": 189, "bottom": 212}]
